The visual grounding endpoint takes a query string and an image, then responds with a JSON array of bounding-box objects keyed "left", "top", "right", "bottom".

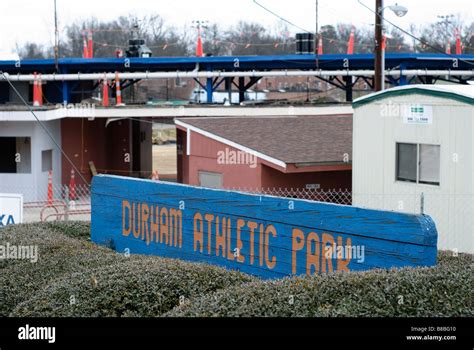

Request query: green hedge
[
  {"left": 44, "top": 221, "right": 91, "bottom": 241},
  {"left": 2, "top": 222, "right": 472, "bottom": 317},
  {"left": 166, "top": 252, "right": 473, "bottom": 317},
  {"left": 0, "top": 222, "right": 124, "bottom": 316},
  {"left": 12, "top": 256, "right": 254, "bottom": 317},
  {"left": 1, "top": 222, "right": 254, "bottom": 317}
]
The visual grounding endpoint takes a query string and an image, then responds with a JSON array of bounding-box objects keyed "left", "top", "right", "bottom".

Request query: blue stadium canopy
[{"left": 0, "top": 53, "right": 473, "bottom": 74}]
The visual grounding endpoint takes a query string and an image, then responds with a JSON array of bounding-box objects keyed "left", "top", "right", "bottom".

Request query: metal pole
[
  {"left": 382, "top": 17, "right": 385, "bottom": 90},
  {"left": 54, "top": 0, "right": 59, "bottom": 71},
  {"left": 374, "top": 0, "right": 383, "bottom": 91},
  {"left": 420, "top": 192, "right": 424, "bottom": 215},
  {"left": 315, "top": 0, "right": 318, "bottom": 53}
]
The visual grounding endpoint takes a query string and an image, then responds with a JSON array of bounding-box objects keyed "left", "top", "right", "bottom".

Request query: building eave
[
  {"left": 353, "top": 86, "right": 474, "bottom": 108},
  {"left": 175, "top": 119, "right": 288, "bottom": 169}
]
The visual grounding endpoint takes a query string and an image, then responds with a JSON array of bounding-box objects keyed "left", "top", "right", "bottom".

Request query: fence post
[{"left": 420, "top": 192, "right": 425, "bottom": 215}]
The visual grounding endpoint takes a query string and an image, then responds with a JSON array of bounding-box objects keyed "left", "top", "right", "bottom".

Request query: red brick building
[{"left": 175, "top": 114, "right": 352, "bottom": 191}]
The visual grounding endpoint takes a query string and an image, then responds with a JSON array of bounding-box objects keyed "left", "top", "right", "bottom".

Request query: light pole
[
  {"left": 54, "top": 0, "right": 59, "bottom": 70},
  {"left": 375, "top": 1, "right": 408, "bottom": 91},
  {"left": 315, "top": 0, "right": 319, "bottom": 54}
]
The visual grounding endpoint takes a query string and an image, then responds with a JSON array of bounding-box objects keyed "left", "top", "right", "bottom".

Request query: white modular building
[{"left": 352, "top": 84, "right": 474, "bottom": 254}]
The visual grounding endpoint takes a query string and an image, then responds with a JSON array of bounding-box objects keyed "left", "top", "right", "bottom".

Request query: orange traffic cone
[
  {"left": 47, "top": 170, "right": 53, "bottom": 206},
  {"left": 446, "top": 41, "right": 451, "bottom": 54},
  {"left": 33, "top": 72, "right": 43, "bottom": 107},
  {"left": 102, "top": 74, "right": 109, "bottom": 107},
  {"left": 33, "top": 72, "right": 38, "bottom": 105},
  {"left": 347, "top": 27, "right": 355, "bottom": 55},
  {"left": 69, "top": 169, "right": 76, "bottom": 200},
  {"left": 88, "top": 30, "right": 94, "bottom": 59},
  {"left": 455, "top": 29, "right": 462, "bottom": 55},
  {"left": 82, "top": 32, "right": 89, "bottom": 58},
  {"left": 115, "top": 72, "right": 124, "bottom": 106},
  {"left": 196, "top": 28, "right": 204, "bottom": 57},
  {"left": 317, "top": 35, "right": 323, "bottom": 55},
  {"left": 38, "top": 74, "right": 43, "bottom": 105}
]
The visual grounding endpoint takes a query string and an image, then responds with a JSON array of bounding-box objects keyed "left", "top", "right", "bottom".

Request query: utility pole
[
  {"left": 374, "top": 0, "right": 383, "bottom": 91},
  {"left": 315, "top": 0, "right": 318, "bottom": 54},
  {"left": 54, "top": 0, "right": 59, "bottom": 71}
]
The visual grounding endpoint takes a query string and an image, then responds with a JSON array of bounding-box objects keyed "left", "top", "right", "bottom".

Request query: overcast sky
[{"left": 0, "top": 0, "right": 472, "bottom": 55}]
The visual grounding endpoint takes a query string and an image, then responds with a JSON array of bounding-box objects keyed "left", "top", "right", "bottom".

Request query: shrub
[
  {"left": 166, "top": 251, "right": 473, "bottom": 317},
  {"left": 11, "top": 256, "right": 255, "bottom": 317},
  {"left": 44, "top": 221, "right": 91, "bottom": 241},
  {"left": 0, "top": 222, "right": 124, "bottom": 316}
]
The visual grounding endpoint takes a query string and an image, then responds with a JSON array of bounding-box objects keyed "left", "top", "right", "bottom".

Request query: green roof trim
[{"left": 352, "top": 87, "right": 474, "bottom": 108}]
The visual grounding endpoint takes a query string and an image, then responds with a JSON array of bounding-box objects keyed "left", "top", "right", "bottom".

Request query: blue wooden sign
[{"left": 91, "top": 175, "right": 437, "bottom": 279}]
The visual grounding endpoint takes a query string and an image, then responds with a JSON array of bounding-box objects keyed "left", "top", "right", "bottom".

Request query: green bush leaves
[{"left": 1, "top": 222, "right": 472, "bottom": 317}]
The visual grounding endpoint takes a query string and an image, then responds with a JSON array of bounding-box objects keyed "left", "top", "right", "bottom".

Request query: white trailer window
[
  {"left": 396, "top": 143, "right": 417, "bottom": 183},
  {"left": 419, "top": 145, "right": 440, "bottom": 185},
  {"left": 199, "top": 171, "right": 223, "bottom": 189},
  {"left": 396, "top": 142, "right": 440, "bottom": 186}
]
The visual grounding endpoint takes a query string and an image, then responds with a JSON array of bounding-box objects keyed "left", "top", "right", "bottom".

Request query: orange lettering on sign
[
  {"left": 306, "top": 232, "right": 320, "bottom": 275},
  {"left": 226, "top": 218, "right": 234, "bottom": 261},
  {"left": 204, "top": 214, "right": 214, "bottom": 254},
  {"left": 122, "top": 200, "right": 131, "bottom": 237},
  {"left": 322, "top": 233, "right": 335, "bottom": 273},
  {"left": 141, "top": 203, "right": 149, "bottom": 243},
  {"left": 160, "top": 207, "right": 169, "bottom": 244},
  {"left": 150, "top": 206, "right": 159, "bottom": 243},
  {"left": 132, "top": 202, "right": 141, "bottom": 239},
  {"left": 169, "top": 208, "right": 182, "bottom": 247},
  {"left": 193, "top": 212, "right": 204, "bottom": 252},
  {"left": 292, "top": 228, "right": 305, "bottom": 274},
  {"left": 236, "top": 219, "right": 245, "bottom": 263},
  {"left": 337, "top": 236, "right": 351, "bottom": 272},
  {"left": 215, "top": 217, "right": 227, "bottom": 257},
  {"left": 247, "top": 221, "right": 258, "bottom": 265},
  {"left": 265, "top": 224, "right": 277, "bottom": 269},
  {"left": 259, "top": 224, "right": 264, "bottom": 266}
]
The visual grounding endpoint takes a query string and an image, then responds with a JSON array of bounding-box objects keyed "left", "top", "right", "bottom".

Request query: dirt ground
[{"left": 153, "top": 144, "right": 177, "bottom": 180}]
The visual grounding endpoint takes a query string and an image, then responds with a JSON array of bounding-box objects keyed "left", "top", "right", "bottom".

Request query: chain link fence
[
  {"left": 226, "top": 187, "right": 353, "bottom": 204},
  {"left": 1, "top": 184, "right": 91, "bottom": 223}
]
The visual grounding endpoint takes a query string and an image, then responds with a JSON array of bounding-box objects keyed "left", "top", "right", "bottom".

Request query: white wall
[
  {"left": 0, "top": 121, "right": 62, "bottom": 202},
  {"left": 353, "top": 94, "right": 474, "bottom": 253}
]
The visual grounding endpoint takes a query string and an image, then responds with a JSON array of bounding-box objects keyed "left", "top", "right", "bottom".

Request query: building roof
[
  {"left": 0, "top": 105, "right": 352, "bottom": 122},
  {"left": 175, "top": 115, "right": 352, "bottom": 168},
  {"left": 353, "top": 84, "right": 474, "bottom": 107}
]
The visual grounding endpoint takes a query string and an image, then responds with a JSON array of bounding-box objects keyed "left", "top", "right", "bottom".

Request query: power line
[
  {"left": 357, "top": 0, "right": 474, "bottom": 66},
  {"left": 0, "top": 71, "right": 90, "bottom": 185},
  {"left": 252, "top": 0, "right": 313, "bottom": 33}
]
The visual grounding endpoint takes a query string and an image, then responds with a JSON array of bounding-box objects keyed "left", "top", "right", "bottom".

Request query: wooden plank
[
  {"left": 91, "top": 175, "right": 438, "bottom": 279},
  {"left": 89, "top": 161, "right": 98, "bottom": 177}
]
